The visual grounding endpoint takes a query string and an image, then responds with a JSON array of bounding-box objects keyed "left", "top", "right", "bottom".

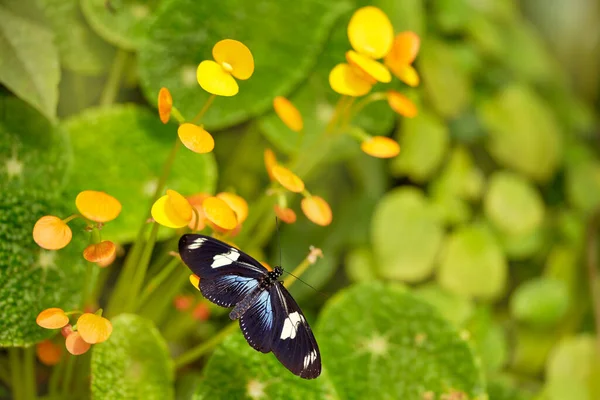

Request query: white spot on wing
[
  {"left": 303, "top": 350, "right": 318, "bottom": 369},
  {"left": 280, "top": 311, "right": 305, "bottom": 340},
  {"left": 188, "top": 237, "right": 206, "bottom": 249},
  {"left": 211, "top": 249, "right": 240, "bottom": 268}
]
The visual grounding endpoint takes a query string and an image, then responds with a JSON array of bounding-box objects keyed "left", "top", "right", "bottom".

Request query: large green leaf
[
  {"left": 371, "top": 187, "right": 444, "bottom": 282},
  {"left": 139, "top": 0, "right": 349, "bottom": 130},
  {"left": 92, "top": 314, "right": 174, "bottom": 399},
  {"left": 0, "top": 5, "right": 60, "bottom": 122},
  {"left": 510, "top": 277, "right": 569, "bottom": 327},
  {"left": 194, "top": 332, "right": 335, "bottom": 399},
  {"left": 316, "top": 282, "right": 486, "bottom": 399},
  {"left": 62, "top": 105, "right": 217, "bottom": 243}
]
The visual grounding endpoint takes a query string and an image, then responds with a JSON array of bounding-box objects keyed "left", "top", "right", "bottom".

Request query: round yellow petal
[
  {"left": 83, "top": 241, "right": 116, "bottom": 264},
  {"left": 189, "top": 274, "right": 200, "bottom": 291},
  {"left": 264, "top": 148, "right": 278, "bottom": 180},
  {"left": 212, "top": 39, "right": 254, "bottom": 80},
  {"left": 202, "top": 196, "right": 238, "bottom": 230},
  {"left": 151, "top": 191, "right": 193, "bottom": 229},
  {"left": 271, "top": 165, "right": 305, "bottom": 193},
  {"left": 346, "top": 51, "right": 391, "bottom": 83},
  {"left": 348, "top": 6, "right": 394, "bottom": 59},
  {"left": 33, "top": 216, "right": 72, "bottom": 250},
  {"left": 387, "top": 90, "right": 418, "bottom": 118},
  {"left": 217, "top": 192, "right": 248, "bottom": 224},
  {"left": 273, "top": 96, "right": 303, "bottom": 132},
  {"left": 36, "top": 308, "right": 69, "bottom": 329},
  {"left": 384, "top": 31, "right": 420, "bottom": 67},
  {"left": 77, "top": 313, "right": 113, "bottom": 344},
  {"left": 157, "top": 87, "right": 172, "bottom": 124},
  {"left": 65, "top": 332, "right": 90, "bottom": 355},
  {"left": 361, "top": 136, "right": 400, "bottom": 158},
  {"left": 329, "top": 63, "right": 372, "bottom": 97},
  {"left": 75, "top": 191, "right": 122, "bottom": 223},
  {"left": 178, "top": 123, "right": 215, "bottom": 154},
  {"left": 36, "top": 340, "right": 62, "bottom": 365},
  {"left": 390, "top": 64, "right": 420, "bottom": 87},
  {"left": 301, "top": 196, "right": 332, "bottom": 226},
  {"left": 197, "top": 60, "right": 239, "bottom": 96}
]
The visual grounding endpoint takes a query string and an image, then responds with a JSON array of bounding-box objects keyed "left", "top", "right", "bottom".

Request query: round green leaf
[
  {"left": 194, "top": 331, "right": 336, "bottom": 399},
  {"left": 438, "top": 223, "right": 507, "bottom": 300},
  {"left": 92, "top": 314, "right": 174, "bottom": 399},
  {"left": 81, "top": 0, "right": 161, "bottom": 50},
  {"left": 545, "top": 335, "right": 600, "bottom": 400},
  {"left": 390, "top": 109, "right": 449, "bottom": 182},
  {"left": 566, "top": 159, "right": 600, "bottom": 215},
  {"left": 371, "top": 187, "right": 444, "bottom": 283},
  {"left": 510, "top": 278, "right": 569, "bottom": 327},
  {"left": 345, "top": 246, "right": 377, "bottom": 283},
  {"left": 430, "top": 146, "right": 485, "bottom": 201},
  {"left": 479, "top": 84, "right": 562, "bottom": 182},
  {"left": 484, "top": 171, "right": 545, "bottom": 236},
  {"left": 414, "top": 283, "right": 474, "bottom": 326},
  {"left": 316, "top": 282, "right": 486, "bottom": 399},
  {"left": 139, "top": 0, "right": 349, "bottom": 130},
  {"left": 464, "top": 307, "right": 507, "bottom": 374},
  {"left": 495, "top": 225, "right": 546, "bottom": 260},
  {"left": 62, "top": 105, "right": 217, "bottom": 243},
  {"left": 511, "top": 328, "right": 556, "bottom": 375}
]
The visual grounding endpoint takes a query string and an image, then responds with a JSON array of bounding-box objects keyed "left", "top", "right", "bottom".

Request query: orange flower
[
  {"left": 76, "top": 313, "right": 113, "bottom": 344},
  {"left": 177, "top": 123, "right": 215, "bottom": 154},
  {"left": 274, "top": 205, "right": 297, "bottom": 224},
  {"left": 36, "top": 340, "right": 62, "bottom": 365},
  {"left": 36, "top": 308, "right": 69, "bottom": 329},
  {"left": 361, "top": 136, "right": 400, "bottom": 158},
  {"left": 273, "top": 97, "right": 303, "bottom": 132},
  {"left": 83, "top": 241, "right": 116, "bottom": 264},
  {"left": 387, "top": 90, "right": 418, "bottom": 118},
  {"left": 189, "top": 274, "right": 201, "bottom": 291},
  {"left": 174, "top": 294, "right": 194, "bottom": 311},
  {"left": 202, "top": 196, "right": 238, "bottom": 230},
  {"left": 192, "top": 302, "right": 210, "bottom": 321},
  {"left": 301, "top": 196, "right": 332, "bottom": 226},
  {"left": 271, "top": 165, "right": 305, "bottom": 193},
  {"left": 96, "top": 247, "right": 117, "bottom": 267},
  {"left": 264, "top": 148, "right": 278, "bottom": 181},
  {"left": 65, "top": 332, "right": 90, "bottom": 355},
  {"left": 197, "top": 39, "right": 254, "bottom": 96},
  {"left": 217, "top": 192, "right": 248, "bottom": 224},
  {"left": 384, "top": 31, "right": 421, "bottom": 87},
  {"left": 158, "top": 87, "right": 172, "bottom": 124},
  {"left": 151, "top": 189, "right": 193, "bottom": 228},
  {"left": 33, "top": 216, "right": 72, "bottom": 250},
  {"left": 75, "top": 191, "right": 122, "bottom": 223}
]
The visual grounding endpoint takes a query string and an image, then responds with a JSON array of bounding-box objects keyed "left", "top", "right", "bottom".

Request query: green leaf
[
  {"left": 0, "top": 5, "right": 60, "bottom": 122},
  {"left": 438, "top": 223, "right": 507, "bottom": 300},
  {"left": 92, "top": 314, "right": 174, "bottom": 399},
  {"left": 484, "top": 171, "right": 545, "bottom": 236},
  {"left": 464, "top": 307, "right": 508, "bottom": 374},
  {"left": 511, "top": 328, "right": 556, "bottom": 375},
  {"left": 316, "top": 282, "right": 486, "bottom": 399},
  {"left": 139, "top": 0, "right": 350, "bottom": 131},
  {"left": 390, "top": 109, "right": 449, "bottom": 182},
  {"left": 479, "top": 84, "right": 563, "bottom": 182},
  {"left": 194, "top": 332, "right": 336, "bottom": 399},
  {"left": 430, "top": 146, "right": 485, "bottom": 201},
  {"left": 345, "top": 246, "right": 378, "bottom": 283},
  {"left": 565, "top": 158, "right": 600, "bottom": 215},
  {"left": 414, "top": 283, "right": 474, "bottom": 326},
  {"left": 371, "top": 187, "right": 444, "bottom": 282},
  {"left": 545, "top": 335, "right": 600, "bottom": 400},
  {"left": 510, "top": 278, "right": 569, "bottom": 327},
  {"left": 62, "top": 105, "right": 217, "bottom": 243},
  {"left": 495, "top": 225, "right": 546, "bottom": 261},
  {"left": 39, "top": 0, "right": 115, "bottom": 76},
  {"left": 81, "top": 0, "right": 161, "bottom": 50},
  {"left": 488, "top": 376, "right": 532, "bottom": 400}
]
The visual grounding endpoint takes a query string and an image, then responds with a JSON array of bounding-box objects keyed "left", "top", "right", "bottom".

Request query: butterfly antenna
[
  {"left": 275, "top": 217, "right": 282, "bottom": 267},
  {"left": 282, "top": 270, "right": 328, "bottom": 298}
]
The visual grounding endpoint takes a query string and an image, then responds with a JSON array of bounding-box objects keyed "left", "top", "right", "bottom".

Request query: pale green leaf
[
  {"left": 510, "top": 278, "right": 569, "bottom": 327},
  {"left": 344, "top": 246, "right": 378, "bottom": 283},
  {"left": 414, "top": 283, "right": 474, "bottom": 326},
  {"left": 565, "top": 158, "right": 600, "bottom": 215}
]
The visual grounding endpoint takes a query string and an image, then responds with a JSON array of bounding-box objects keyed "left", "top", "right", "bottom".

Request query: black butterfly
[{"left": 178, "top": 234, "right": 321, "bottom": 379}]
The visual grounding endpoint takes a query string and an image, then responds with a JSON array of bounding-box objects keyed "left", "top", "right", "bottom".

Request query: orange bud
[
  {"left": 192, "top": 302, "right": 210, "bottom": 321},
  {"left": 385, "top": 31, "right": 420, "bottom": 68},
  {"left": 177, "top": 123, "right": 215, "bottom": 154},
  {"left": 76, "top": 313, "right": 112, "bottom": 344},
  {"left": 33, "top": 216, "right": 73, "bottom": 250},
  {"left": 189, "top": 274, "right": 201, "bottom": 291},
  {"left": 65, "top": 332, "right": 90, "bottom": 355},
  {"left": 202, "top": 196, "right": 238, "bottom": 230},
  {"left": 217, "top": 192, "right": 248, "bottom": 224},
  {"left": 274, "top": 205, "right": 297, "bottom": 224},
  {"left": 264, "top": 148, "right": 278, "bottom": 181},
  {"left": 301, "top": 196, "right": 332, "bottom": 226},
  {"left": 273, "top": 96, "right": 303, "bottom": 132},
  {"left": 387, "top": 90, "right": 418, "bottom": 118},
  {"left": 174, "top": 295, "right": 194, "bottom": 311},
  {"left": 83, "top": 241, "right": 116, "bottom": 264},
  {"left": 271, "top": 165, "right": 305, "bottom": 193},
  {"left": 96, "top": 247, "right": 117, "bottom": 267},
  {"left": 76, "top": 191, "right": 122, "bottom": 223},
  {"left": 36, "top": 308, "right": 69, "bottom": 329},
  {"left": 61, "top": 324, "right": 73, "bottom": 338},
  {"left": 36, "top": 340, "right": 62, "bottom": 365},
  {"left": 361, "top": 136, "right": 400, "bottom": 158},
  {"left": 158, "top": 87, "right": 173, "bottom": 124}
]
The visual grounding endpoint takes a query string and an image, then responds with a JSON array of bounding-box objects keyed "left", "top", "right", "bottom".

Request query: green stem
[
  {"left": 153, "top": 139, "right": 182, "bottom": 202},
  {"left": 136, "top": 257, "right": 181, "bottom": 310},
  {"left": 191, "top": 94, "right": 216, "bottom": 124},
  {"left": 586, "top": 208, "right": 600, "bottom": 355},
  {"left": 60, "top": 356, "right": 75, "bottom": 396},
  {"left": 48, "top": 355, "right": 65, "bottom": 397},
  {"left": 23, "top": 347, "right": 36, "bottom": 400},
  {"left": 0, "top": 356, "right": 10, "bottom": 388},
  {"left": 174, "top": 322, "right": 237, "bottom": 369},
  {"left": 9, "top": 348, "right": 23, "bottom": 400},
  {"left": 171, "top": 106, "right": 186, "bottom": 124},
  {"left": 126, "top": 223, "right": 160, "bottom": 311},
  {"left": 100, "top": 49, "right": 129, "bottom": 106}
]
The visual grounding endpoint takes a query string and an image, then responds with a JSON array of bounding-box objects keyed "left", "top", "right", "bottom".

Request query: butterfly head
[{"left": 267, "top": 266, "right": 284, "bottom": 282}]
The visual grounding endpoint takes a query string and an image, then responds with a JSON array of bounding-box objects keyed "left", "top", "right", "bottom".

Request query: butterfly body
[{"left": 179, "top": 234, "right": 321, "bottom": 379}]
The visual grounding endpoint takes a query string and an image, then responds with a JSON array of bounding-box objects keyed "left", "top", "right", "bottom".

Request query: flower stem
[
  {"left": 8, "top": 348, "right": 23, "bottom": 400},
  {"left": 126, "top": 222, "right": 160, "bottom": 312},
  {"left": 48, "top": 355, "right": 66, "bottom": 396},
  {"left": 22, "top": 347, "right": 36, "bottom": 400},
  {"left": 60, "top": 356, "right": 75, "bottom": 396},
  {"left": 586, "top": 208, "right": 600, "bottom": 355},
  {"left": 100, "top": 49, "right": 129, "bottom": 106},
  {"left": 136, "top": 256, "right": 181, "bottom": 310},
  {"left": 191, "top": 94, "right": 216, "bottom": 124}
]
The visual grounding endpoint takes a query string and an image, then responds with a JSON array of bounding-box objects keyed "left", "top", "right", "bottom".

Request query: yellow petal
[
  {"left": 189, "top": 274, "right": 201, "bottom": 291},
  {"left": 65, "top": 332, "right": 90, "bottom": 355},
  {"left": 346, "top": 50, "right": 391, "bottom": 83},
  {"left": 77, "top": 313, "right": 112, "bottom": 344},
  {"left": 217, "top": 192, "right": 248, "bottom": 224},
  {"left": 36, "top": 308, "right": 69, "bottom": 329},
  {"left": 33, "top": 216, "right": 72, "bottom": 250},
  {"left": 348, "top": 6, "right": 394, "bottom": 59},
  {"left": 273, "top": 96, "right": 303, "bottom": 132},
  {"left": 83, "top": 241, "right": 117, "bottom": 264},
  {"left": 329, "top": 63, "right": 372, "bottom": 97},
  {"left": 197, "top": 60, "right": 239, "bottom": 96},
  {"left": 390, "top": 64, "right": 420, "bottom": 87},
  {"left": 361, "top": 136, "right": 400, "bottom": 158},
  {"left": 178, "top": 123, "right": 215, "bottom": 154},
  {"left": 202, "top": 196, "right": 238, "bottom": 230},
  {"left": 385, "top": 31, "right": 420, "bottom": 67},
  {"left": 151, "top": 190, "right": 193, "bottom": 228},
  {"left": 271, "top": 165, "right": 305, "bottom": 193},
  {"left": 157, "top": 87, "right": 172, "bottom": 124},
  {"left": 264, "top": 148, "right": 278, "bottom": 180},
  {"left": 212, "top": 39, "right": 254, "bottom": 80},
  {"left": 387, "top": 90, "right": 418, "bottom": 118},
  {"left": 75, "top": 191, "right": 122, "bottom": 223},
  {"left": 301, "top": 196, "right": 332, "bottom": 226}
]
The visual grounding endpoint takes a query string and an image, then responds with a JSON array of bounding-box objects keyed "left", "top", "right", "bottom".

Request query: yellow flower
[
  {"left": 264, "top": 148, "right": 278, "bottom": 181},
  {"left": 202, "top": 196, "right": 238, "bottom": 230},
  {"left": 65, "top": 332, "right": 90, "bottom": 355},
  {"left": 361, "top": 136, "right": 400, "bottom": 158},
  {"left": 216, "top": 192, "right": 248, "bottom": 224},
  {"left": 33, "top": 216, "right": 72, "bottom": 250},
  {"left": 387, "top": 90, "right": 418, "bottom": 118},
  {"left": 158, "top": 87, "right": 172, "bottom": 124},
  {"left": 329, "top": 63, "right": 373, "bottom": 97},
  {"left": 197, "top": 39, "right": 254, "bottom": 96},
  {"left": 301, "top": 196, "right": 332, "bottom": 226},
  {"left": 178, "top": 123, "right": 215, "bottom": 154},
  {"left": 273, "top": 96, "right": 303, "bottom": 132},
  {"left": 76, "top": 313, "right": 113, "bottom": 344},
  {"left": 189, "top": 274, "right": 201, "bottom": 291},
  {"left": 151, "top": 189, "right": 193, "bottom": 228},
  {"left": 384, "top": 31, "right": 421, "bottom": 87},
  {"left": 271, "top": 165, "right": 305, "bottom": 193},
  {"left": 75, "top": 191, "right": 122, "bottom": 223},
  {"left": 83, "top": 241, "right": 117, "bottom": 265},
  {"left": 36, "top": 308, "right": 69, "bottom": 329}
]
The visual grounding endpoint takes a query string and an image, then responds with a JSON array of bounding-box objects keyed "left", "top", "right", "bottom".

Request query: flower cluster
[
  {"left": 36, "top": 308, "right": 112, "bottom": 361},
  {"left": 32, "top": 190, "right": 121, "bottom": 267}
]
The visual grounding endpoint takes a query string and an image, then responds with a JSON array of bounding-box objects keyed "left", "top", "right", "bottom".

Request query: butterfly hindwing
[{"left": 238, "top": 289, "right": 275, "bottom": 353}]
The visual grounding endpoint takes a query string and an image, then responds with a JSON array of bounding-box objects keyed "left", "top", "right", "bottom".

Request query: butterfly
[{"left": 178, "top": 234, "right": 321, "bottom": 379}]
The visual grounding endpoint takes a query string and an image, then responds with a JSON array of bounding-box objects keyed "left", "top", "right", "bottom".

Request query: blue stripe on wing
[
  {"left": 199, "top": 274, "right": 260, "bottom": 308},
  {"left": 239, "top": 290, "right": 275, "bottom": 353}
]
